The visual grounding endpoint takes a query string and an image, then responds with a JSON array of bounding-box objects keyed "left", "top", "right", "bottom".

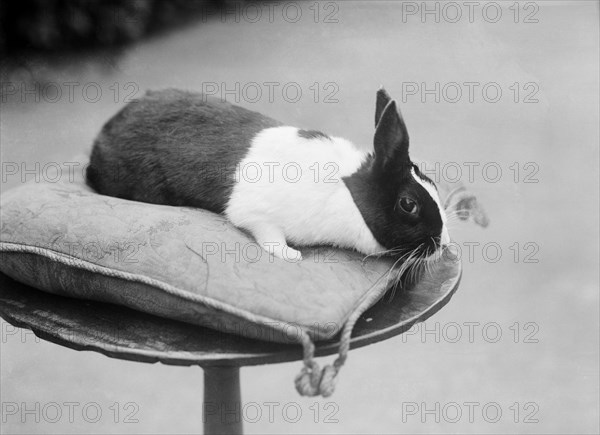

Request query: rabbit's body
[{"left": 87, "top": 88, "right": 449, "bottom": 260}]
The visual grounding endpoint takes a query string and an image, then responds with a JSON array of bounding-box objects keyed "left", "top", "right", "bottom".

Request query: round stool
[{"left": 0, "top": 259, "right": 460, "bottom": 434}]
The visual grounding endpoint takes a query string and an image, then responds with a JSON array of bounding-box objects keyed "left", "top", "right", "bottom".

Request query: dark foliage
[{"left": 0, "top": 0, "right": 244, "bottom": 56}]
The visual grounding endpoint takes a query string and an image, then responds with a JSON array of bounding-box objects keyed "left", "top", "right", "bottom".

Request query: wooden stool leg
[{"left": 203, "top": 366, "right": 243, "bottom": 435}]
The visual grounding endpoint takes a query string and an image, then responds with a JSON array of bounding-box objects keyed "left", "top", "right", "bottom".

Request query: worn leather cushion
[{"left": 0, "top": 176, "right": 396, "bottom": 344}]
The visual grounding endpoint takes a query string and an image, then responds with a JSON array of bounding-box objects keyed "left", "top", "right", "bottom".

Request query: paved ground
[{"left": 1, "top": 1, "right": 598, "bottom": 433}]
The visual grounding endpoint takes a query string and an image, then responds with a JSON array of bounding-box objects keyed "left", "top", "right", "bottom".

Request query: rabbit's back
[{"left": 87, "top": 89, "right": 281, "bottom": 212}]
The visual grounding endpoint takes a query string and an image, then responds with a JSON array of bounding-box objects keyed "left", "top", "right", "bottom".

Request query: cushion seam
[{"left": 0, "top": 241, "right": 319, "bottom": 342}]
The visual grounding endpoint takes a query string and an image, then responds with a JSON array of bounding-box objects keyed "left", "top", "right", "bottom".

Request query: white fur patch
[
  {"left": 411, "top": 167, "right": 450, "bottom": 246},
  {"left": 225, "top": 127, "right": 385, "bottom": 256}
]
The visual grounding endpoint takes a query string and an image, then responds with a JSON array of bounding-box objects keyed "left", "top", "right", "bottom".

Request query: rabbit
[{"left": 86, "top": 87, "right": 449, "bottom": 261}]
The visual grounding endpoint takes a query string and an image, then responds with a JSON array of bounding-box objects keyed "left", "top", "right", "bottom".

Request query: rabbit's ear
[
  {"left": 375, "top": 87, "right": 392, "bottom": 127},
  {"left": 373, "top": 100, "right": 410, "bottom": 174}
]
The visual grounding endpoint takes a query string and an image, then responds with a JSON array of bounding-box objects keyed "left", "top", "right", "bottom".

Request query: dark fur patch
[
  {"left": 87, "top": 89, "right": 282, "bottom": 213},
  {"left": 297, "top": 129, "right": 330, "bottom": 140},
  {"left": 343, "top": 159, "right": 443, "bottom": 255}
]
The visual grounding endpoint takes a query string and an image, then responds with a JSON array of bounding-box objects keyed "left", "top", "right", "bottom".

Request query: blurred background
[{"left": 1, "top": 1, "right": 598, "bottom": 434}]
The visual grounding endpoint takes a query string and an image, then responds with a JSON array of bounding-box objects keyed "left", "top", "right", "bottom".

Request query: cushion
[
  {"left": 0, "top": 180, "right": 397, "bottom": 342},
  {"left": 0, "top": 159, "right": 485, "bottom": 396}
]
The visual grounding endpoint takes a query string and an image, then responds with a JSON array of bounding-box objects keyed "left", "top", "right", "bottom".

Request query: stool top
[{"left": 0, "top": 256, "right": 461, "bottom": 367}]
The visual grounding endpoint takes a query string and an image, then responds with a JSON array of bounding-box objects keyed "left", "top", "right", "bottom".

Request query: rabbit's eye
[{"left": 399, "top": 197, "right": 419, "bottom": 215}]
